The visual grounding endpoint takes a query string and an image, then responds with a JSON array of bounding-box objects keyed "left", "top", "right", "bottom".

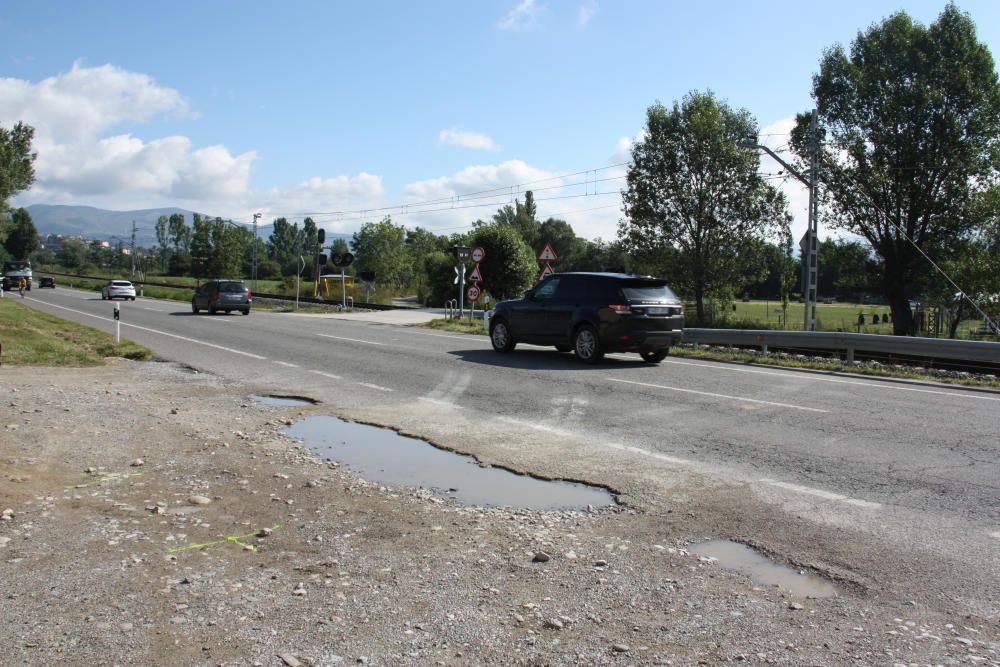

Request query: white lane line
[
  {"left": 274, "top": 361, "right": 299, "bottom": 368},
  {"left": 309, "top": 370, "right": 341, "bottom": 379},
  {"left": 407, "top": 330, "right": 490, "bottom": 342},
  {"left": 496, "top": 416, "right": 575, "bottom": 438},
  {"left": 758, "top": 479, "right": 881, "bottom": 508},
  {"left": 317, "top": 334, "right": 385, "bottom": 346},
  {"left": 497, "top": 417, "right": 875, "bottom": 509},
  {"left": 26, "top": 298, "right": 267, "bottom": 360},
  {"left": 417, "top": 397, "right": 465, "bottom": 409},
  {"left": 358, "top": 382, "right": 393, "bottom": 392},
  {"left": 607, "top": 377, "right": 829, "bottom": 413},
  {"left": 663, "top": 358, "right": 1000, "bottom": 403}
]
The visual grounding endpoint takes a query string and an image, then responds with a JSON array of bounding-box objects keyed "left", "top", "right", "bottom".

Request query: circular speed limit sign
[
  {"left": 471, "top": 246, "right": 486, "bottom": 263},
  {"left": 466, "top": 284, "right": 481, "bottom": 302}
]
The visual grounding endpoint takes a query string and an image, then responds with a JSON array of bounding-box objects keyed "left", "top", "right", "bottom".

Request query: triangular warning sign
[
  {"left": 537, "top": 263, "right": 555, "bottom": 282},
  {"left": 468, "top": 265, "right": 483, "bottom": 283},
  {"left": 537, "top": 242, "right": 558, "bottom": 262}
]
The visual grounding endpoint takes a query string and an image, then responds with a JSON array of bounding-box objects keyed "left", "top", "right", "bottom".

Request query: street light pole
[{"left": 252, "top": 212, "right": 261, "bottom": 293}]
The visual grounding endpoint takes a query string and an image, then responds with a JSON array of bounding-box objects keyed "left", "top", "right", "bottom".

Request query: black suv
[
  {"left": 192, "top": 279, "right": 252, "bottom": 315},
  {"left": 489, "top": 272, "right": 684, "bottom": 364}
]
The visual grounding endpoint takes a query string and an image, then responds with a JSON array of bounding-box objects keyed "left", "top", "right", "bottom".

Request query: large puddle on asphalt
[
  {"left": 286, "top": 416, "right": 616, "bottom": 510},
  {"left": 691, "top": 540, "right": 837, "bottom": 598},
  {"left": 250, "top": 394, "right": 316, "bottom": 407}
]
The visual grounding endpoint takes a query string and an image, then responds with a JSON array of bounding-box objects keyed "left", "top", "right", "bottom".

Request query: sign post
[{"left": 449, "top": 246, "right": 472, "bottom": 317}]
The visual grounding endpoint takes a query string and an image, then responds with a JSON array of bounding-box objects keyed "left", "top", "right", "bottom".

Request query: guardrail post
[{"left": 846, "top": 347, "right": 854, "bottom": 364}]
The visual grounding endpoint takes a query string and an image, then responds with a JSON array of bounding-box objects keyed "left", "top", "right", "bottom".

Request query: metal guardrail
[{"left": 684, "top": 328, "right": 1000, "bottom": 365}]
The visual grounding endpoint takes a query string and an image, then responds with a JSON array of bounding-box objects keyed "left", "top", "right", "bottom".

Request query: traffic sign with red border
[
  {"left": 537, "top": 263, "right": 554, "bottom": 282},
  {"left": 471, "top": 246, "right": 486, "bottom": 263},
  {"left": 468, "top": 265, "right": 483, "bottom": 282},
  {"left": 466, "top": 284, "right": 481, "bottom": 302},
  {"left": 537, "top": 242, "right": 558, "bottom": 262}
]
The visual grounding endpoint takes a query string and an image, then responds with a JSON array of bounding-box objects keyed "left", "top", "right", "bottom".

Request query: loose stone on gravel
[{"left": 187, "top": 495, "right": 211, "bottom": 505}]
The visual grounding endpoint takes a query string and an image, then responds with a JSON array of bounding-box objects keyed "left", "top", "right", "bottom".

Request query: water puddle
[
  {"left": 250, "top": 394, "right": 316, "bottom": 407},
  {"left": 285, "top": 416, "right": 616, "bottom": 511},
  {"left": 691, "top": 540, "right": 837, "bottom": 598}
]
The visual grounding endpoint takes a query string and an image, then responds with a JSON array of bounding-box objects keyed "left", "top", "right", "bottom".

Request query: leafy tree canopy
[{"left": 0, "top": 122, "right": 36, "bottom": 212}]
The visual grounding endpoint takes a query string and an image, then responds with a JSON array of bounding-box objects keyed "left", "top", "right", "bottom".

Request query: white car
[{"left": 102, "top": 280, "right": 136, "bottom": 301}]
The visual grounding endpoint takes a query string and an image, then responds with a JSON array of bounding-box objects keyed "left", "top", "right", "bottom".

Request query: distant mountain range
[{"left": 24, "top": 204, "right": 354, "bottom": 247}]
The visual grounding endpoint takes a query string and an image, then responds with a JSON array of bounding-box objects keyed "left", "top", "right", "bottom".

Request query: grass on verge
[
  {"left": 0, "top": 298, "right": 152, "bottom": 366},
  {"left": 423, "top": 316, "right": 998, "bottom": 388}
]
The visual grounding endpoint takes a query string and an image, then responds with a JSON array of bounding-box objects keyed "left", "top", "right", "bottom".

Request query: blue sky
[{"left": 2, "top": 0, "right": 998, "bottom": 242}]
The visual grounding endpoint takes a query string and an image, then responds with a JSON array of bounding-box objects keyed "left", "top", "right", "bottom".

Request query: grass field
[{"left": 0, "top": 297, "right": 151, "bottom": 366}]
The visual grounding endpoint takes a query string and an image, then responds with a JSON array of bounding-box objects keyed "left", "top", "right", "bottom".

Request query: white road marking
[
  {"left": 758, "top": 479, "right": 881, "bottom": 508},
  {"left": 662, "top": 358, "right": 1000, "bottom": 403},
  {"left": 990, "top": 531, "right": 1000, "bottom": 540},
  {"left": 496, "top": 416, "right": 575, "bottom": 438},
  {"left": 607, "top": 377, "right": 829, "bottom": 413},
  {"left": 24, "top": 298, "right": 267, "bottom": 360},
  {"left": 317, "top": 334, "right": 385, "bottom": 346},
  {"left": 418, "top": 397, "right": 465, "bottom": 409},
  {"left": 358, "top": 382, "right": 393, "bottom": 392},
  {"left": 407, "top": 330, "right": 489, "bottom": 342},
  {"left": 309, "top": 370, "right": 341, "bottom": 379},
  {"left": 274, "top": 361, "right": 299, "bottom": 368}
]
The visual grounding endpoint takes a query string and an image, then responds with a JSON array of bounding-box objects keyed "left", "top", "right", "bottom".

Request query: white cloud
[
  {"left": 577, "top": 0, "right": 597, "bottom": 27},
  {"left": 255, "top": 174, "right": 386, "bottom": 234},
  {"left": 438, "top": 127, "right": 499, "bottom": 151},
  {"left": 497, "top": 0, "right": 538, "bottom": 31}
]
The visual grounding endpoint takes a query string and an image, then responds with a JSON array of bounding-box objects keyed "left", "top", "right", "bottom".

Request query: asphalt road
[{"left": 16, "top": 286, "right": 1000, "bottom": 614}]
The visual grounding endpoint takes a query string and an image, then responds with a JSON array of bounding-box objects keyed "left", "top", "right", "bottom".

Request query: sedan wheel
[
  {"left": 640, "top": 348, "right": 669, "bottom": 363},
  {"left": 490, "top": 320, "right": 516, "bottom": 353},
  {"left": 573, "top": 325, "right": 604, "bottom": 364}
]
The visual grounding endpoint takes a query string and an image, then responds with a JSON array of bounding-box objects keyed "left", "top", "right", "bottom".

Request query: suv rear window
[
  {"left": 218, "top": 281, "right": 247, "bottom": 292},
  {"left": 620, "top": 280, "right": 678, "bottom": 302}
]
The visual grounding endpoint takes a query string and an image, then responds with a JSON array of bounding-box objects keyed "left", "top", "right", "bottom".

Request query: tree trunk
[
  {"left": 694, "top": 283, "right": 706, "bottom": 324},
  {"left": 948, "top": 300, "right": 965, "bottom": 339}
]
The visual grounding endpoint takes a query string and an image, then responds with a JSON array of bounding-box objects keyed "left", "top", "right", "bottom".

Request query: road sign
[
  {"left": 537, "top": 263, "right": 554, "bottom": 282},
  {"left": 468, "top": 265, "right": 483, "bottom": 283},
  {"left": 538, "top": 242, "right": 558, "bottom": 262},
  {"left": 454, "top": 266, "right": 460, "bottom": 285},
  {"left": 471, "top": 246, "right": 486, "bottom": 263},
  {"left": 466, "top": 284, "right": 480, "bottom": 302}
]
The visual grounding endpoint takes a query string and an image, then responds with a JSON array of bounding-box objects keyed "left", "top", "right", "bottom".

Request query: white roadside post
[{"left": 113, "top": 303, "right": 120, "bottom": 345}]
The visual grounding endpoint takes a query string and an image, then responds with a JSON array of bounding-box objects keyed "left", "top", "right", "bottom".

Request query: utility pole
[
  {"left": 743, "top": 110, "right": 821, "bottom": 331},
  {"left": 803, "top": 109, "right": 820, "bottom": 332},
  {"left": 130, "top": 220, "right": 137, "bottom": 280},
  {"left": 251, "top": 212, "right": 261, "bottom": 293}
]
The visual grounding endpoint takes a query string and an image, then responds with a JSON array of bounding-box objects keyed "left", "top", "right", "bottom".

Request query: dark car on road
[
  {"left": 192, "top": 279, "right": 252, "bottom": 315},
  {"left": 489, "top": 272, "right": 684, "bottom": 364},
  {"left": 39, "top": 276, "right": 56, "bottom": 288}
]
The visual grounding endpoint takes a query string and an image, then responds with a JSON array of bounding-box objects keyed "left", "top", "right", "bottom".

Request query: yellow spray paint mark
[
  {"left": 65, "top": 472, "right": 144, "bottom": 489},
  {"left": 167, "top": 523, "right": 282, "bottom": 554}
]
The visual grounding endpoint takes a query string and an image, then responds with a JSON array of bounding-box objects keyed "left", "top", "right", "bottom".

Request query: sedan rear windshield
[
  {"left": 111, "top": 281, "right": 133, "bottom": 287},
  {"left": 218, "top": 282, "right": 247, "bottom": 292},
  {"left": 620, "top": 280, "right": 678, "bottom": 302}
]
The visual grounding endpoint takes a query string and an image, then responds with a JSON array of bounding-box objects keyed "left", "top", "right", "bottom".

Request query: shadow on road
[{"left": 449, "top": 347, "right": 650, "bottom": 371}]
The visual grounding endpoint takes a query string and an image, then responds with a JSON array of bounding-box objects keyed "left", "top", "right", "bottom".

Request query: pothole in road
[
  {"left": 691, "top": 540, "right": 837, "bottom": 598},
  {"left": 286, "top": 415, "right": 617, "bottom": 511},
  {"left": 250, "top": 394, "right": 317, "bottom": 407}
]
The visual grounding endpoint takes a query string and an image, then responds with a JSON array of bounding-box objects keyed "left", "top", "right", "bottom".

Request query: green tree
[
  {"left": 470, "top": 222, "right": 537, "bottom": 300},
  {"left": 620, "top": 92, "right": 790, "bottom": 321},
  {"left": 58, "top": 239, "right": 89, "bottom": 272},
  {"left": 155, "top": 215, "right": 170, "bottom": 272},
  {"left": 0, "top": 122, "right": 36, "bottom": 212},
  {"left": 817, "top": 238, "right": 875, "bottom": 301},
  {"left": 351, "top": 217, "right": 408, "bottom": 287},
  {"left": 792, "top": 3, "right": 1000, "bottom": 334},
  {"left": 2, "top": 207, "right": 39, "bottom": 259},
  {"left": 536, "top": 217, "right": 589, "bottom": 271},
  {"left": 267, "top": 217, "right": 303, "bottom": 275},
  {"left": 190, "top": 214, "right": 212, "bottom": 280}
]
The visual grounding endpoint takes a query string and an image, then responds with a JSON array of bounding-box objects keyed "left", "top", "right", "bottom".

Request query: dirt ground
[{"left": 1, "top": 360, "right": 996, "bottom": 666}]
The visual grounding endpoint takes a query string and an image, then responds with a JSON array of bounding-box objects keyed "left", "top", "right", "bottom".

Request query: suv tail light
[
  {"left": 247, "top": 291, "right": 252, "bottom": 302},
  {"left": 609, "top": 304, "right": 631, "bottom": 314},
  {"left": 211, "top": 291, "right": 220, "bottom": 301}
]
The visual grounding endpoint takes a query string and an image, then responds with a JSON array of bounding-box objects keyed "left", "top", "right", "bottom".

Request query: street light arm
[{"left": 743, "top": 142, "right": 810, "bottom": 187}]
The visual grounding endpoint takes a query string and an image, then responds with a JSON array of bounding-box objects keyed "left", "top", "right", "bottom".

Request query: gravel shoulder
[{"left": 1, "top": 360, "right": 996, "bottom": 666}]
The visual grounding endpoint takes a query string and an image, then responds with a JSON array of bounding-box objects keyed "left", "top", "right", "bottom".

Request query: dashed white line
[
  {"left": 417, "top": 397, "right": 465, "bottom": 409},
  {"left": 607, "top": 377, "right": 829, "bottom": 413},
  {"left": 662, "top": 358, "right": 1000, "bottom": 403},
  {"left": 274, "top": 361, "right": 299, "bottom": 368},
  {"left": 407, "top": 330, "right": 490, "bottom": 342},
  {"left": 309, "top": 370, "right": 341, "bottom": 379},
  {"left": 496, "top": 416, "right": 575, "bottom": 438},
  {"left": 317, "top": 334, "right": 385, "bottom": 345},
  {"left": 358, "top": 382, "right": 393, "bottom": 392},
  {"left": 25, "top": 298, "right": 267, "bottom": 360},
  {"left": 758, "top": 479, "right": 881, "bottom": 508}
]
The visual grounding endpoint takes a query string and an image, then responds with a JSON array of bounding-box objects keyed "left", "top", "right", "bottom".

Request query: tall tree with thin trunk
[
  {"left": 792, "top": 3, "right": 1000, "bottom": 335},
  {"left": 620, "top": 92, "right": 789, "bottom": 321}
]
